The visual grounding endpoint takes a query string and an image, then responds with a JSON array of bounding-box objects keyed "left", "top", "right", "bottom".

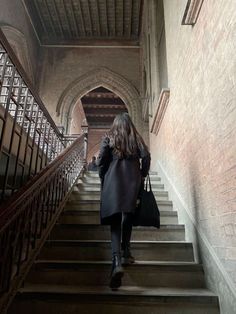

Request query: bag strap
[{"left": 145, "top": 173, "right": 152, "bottom": 192}]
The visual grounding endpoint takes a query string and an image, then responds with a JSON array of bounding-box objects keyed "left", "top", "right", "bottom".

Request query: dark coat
[{"left": 97, "top": 137, "right": 150, "bottom": 225}]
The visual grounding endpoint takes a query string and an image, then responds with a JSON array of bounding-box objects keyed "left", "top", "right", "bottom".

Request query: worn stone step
[
  {"left": 80, "top": 176, "right": 162, "bottom": 185},
  {"left": 50, "top": 224, "right": 185, "bottom": 241},
  {"left": 9, "top": 286, "right": 219, "bottom": 314},
  {"left": 59, "top": 209, "right": 178, "bottom": 225},
  {"left": 69, "top": 190, "right": 169, "bottom": 201},
  {"left": 74, "top": 182, "right": 165, "bottom": 192},
  {"left": 64, "top": 200, "right": 173, "bottom": 212},
  {"left": 85, "top": 171, "right": 158, "bottom": 178},
  {"left": 40, "top": 240, "right": 193, "bottom": 262},
  {"left": 25, "top": 261, "right": 205, "bottom": 288}
]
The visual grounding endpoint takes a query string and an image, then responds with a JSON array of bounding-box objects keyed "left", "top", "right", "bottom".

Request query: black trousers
[{"left": 110, "top": 213, "right": 133, "bottom": 257}]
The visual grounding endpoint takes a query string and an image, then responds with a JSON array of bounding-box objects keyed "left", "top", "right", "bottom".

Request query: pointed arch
[
  {"left": 1, "top": 25, "right": 34, "bottom": 83},
  {"left": 56, "top": 67, "right": 143, "bottom": 133}
]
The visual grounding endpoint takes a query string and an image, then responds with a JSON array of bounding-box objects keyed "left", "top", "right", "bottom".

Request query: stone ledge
[
  {"left": 150, "top": 89, "right": 170, "bottom": 135},
  {"left": 182, "top": 0, "right": 204, "bottom": 25}
]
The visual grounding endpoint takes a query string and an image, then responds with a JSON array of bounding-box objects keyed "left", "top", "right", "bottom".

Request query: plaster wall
[
  {"left": 38, "top": 47, "right": 140, "bottom": 125},
  {"left": 0, "top": 0, "right": 40, "bottom": 85}
]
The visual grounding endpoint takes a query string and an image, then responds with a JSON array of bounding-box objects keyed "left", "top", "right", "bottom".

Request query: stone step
[
  {"left": 80, "top": 176, "right": 162, "bottom": 185},
  {"left": 9, "top": 286, "right": 219, "bottom": 314},
  {"left": 64, "top": 200, "right": 173, "bottom": 212},
  {"left": 59, "top": 209, "right": 178, "bottom": 225},
  {"left": 74, "top": 182, "right": 165, "bottom": 192},
  {"left": 25, "top": 261, "right": 205, "bottom": 289},
  {"left": 40, "top": 240, "right": 193, "bottom": 262},
  {"left": 69, "top": 190, "right": 169, "bottom": 201},
  {"left": 85, "top": 171, "right": 158, "bottom": 178},
  {"left": 50, "top": 224, "right": 185, "bottom": 241}
]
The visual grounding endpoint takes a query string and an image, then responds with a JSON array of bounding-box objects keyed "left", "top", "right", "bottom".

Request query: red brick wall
[
  {"left": 149, "top": 0, "right": 236, "bottom": 289},
  {"left": 87, "top": 128, "right": 108, "bottom": 162}
]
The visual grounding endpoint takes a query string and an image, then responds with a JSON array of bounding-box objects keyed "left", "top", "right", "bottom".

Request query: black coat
[{"left": 97, "top": 137, "right": 150, "bottom": 225}]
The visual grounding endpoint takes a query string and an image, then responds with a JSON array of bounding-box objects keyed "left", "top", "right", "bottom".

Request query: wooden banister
[
  {"left": 0, "top": 28, "right": 82, "bottom": 203},
  {"left": 0, "top": 134, "right": 87, "bottom": 313}
]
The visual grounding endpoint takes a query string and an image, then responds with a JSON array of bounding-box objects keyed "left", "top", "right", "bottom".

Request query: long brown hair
[{"left": 108, "top": 113, "right": 147, "bottom": 158}]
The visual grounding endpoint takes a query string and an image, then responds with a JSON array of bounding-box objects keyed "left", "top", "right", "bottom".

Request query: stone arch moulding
[
  {"left": 56, "top": 67, "right": 143, "bottom": 134},
  {"left": 0, "top": 25, "right": 34, "bottom": 83}
]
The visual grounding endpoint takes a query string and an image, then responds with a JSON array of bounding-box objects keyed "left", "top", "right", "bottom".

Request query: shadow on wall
[{"left": 188, "top": 159, "right": 202, "bottom": 263}]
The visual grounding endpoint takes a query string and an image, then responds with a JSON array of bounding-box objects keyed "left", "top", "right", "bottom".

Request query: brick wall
[
  {"left": 87, "top": 129, "right": 107, "bottom": 162},
  {"left": 143, "top": 0, "right": 236, "bottom": 312}
]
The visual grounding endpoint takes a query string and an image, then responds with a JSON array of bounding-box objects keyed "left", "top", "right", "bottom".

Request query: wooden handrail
[
  {"left": 0, "top": 28, "right": 89, "bottom": 313},
  {"left": 0, "top": 134, "right": 87, "bottom": 313},
  {"left": 0, "top": 134, "right": 84, "bottom": 226},
  {"left": 0, "top": 28, "right": 81, "bottom": 203},
  {"left": 0, "top": 28, "right": 61, "bottom": 136}
]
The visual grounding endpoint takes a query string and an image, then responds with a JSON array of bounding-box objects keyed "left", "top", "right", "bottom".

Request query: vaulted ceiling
[
  {"left": 81, "top": 86, "right": 127, "bottom": 128},
  {"left": 23, "top": 0, "right": 143, "bottom": 46}
]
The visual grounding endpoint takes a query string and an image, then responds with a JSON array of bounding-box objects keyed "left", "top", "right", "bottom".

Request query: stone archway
[
  {"left": 69, "top": 99, "right": 87, "bottom": 134},
  {"left": 56, "top": 67, "right": 143, "bottom": 134},
  {"left": 1, "top": 25, "right": 34, "bottom": 83}
]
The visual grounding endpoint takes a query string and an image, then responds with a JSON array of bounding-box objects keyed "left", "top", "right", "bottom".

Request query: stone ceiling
[
  {"left": 81, "top": 86, "right": 127, "bottom": 127},
  {"left": 23, "top": 0, "right": 143, "bottom": 46}
]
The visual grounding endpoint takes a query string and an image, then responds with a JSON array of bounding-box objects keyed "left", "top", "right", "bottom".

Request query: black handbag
[{"left": 133, "top": 174, "right": 160, "bottom": 228}]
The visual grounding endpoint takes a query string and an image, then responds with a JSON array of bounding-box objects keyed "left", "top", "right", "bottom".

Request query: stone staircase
[{"left": 8, "top": 171, "right": 220, "bottom": 314}]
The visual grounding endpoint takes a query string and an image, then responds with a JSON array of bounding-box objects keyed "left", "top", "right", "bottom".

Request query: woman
[{"left": 97, "top": 113, "right": 150, "bottom": 289}]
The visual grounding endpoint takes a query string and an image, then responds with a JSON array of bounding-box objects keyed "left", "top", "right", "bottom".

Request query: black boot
[
  {"left": 109, "top": 254, "right": 124, "bottom": 289},
  {"left": 121, "top": 245, "right": 135, "bottom": 266}
]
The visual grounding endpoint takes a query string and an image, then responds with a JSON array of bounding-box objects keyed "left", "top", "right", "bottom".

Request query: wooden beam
[
  {"left": 124, "top": 0, "right": 132, "bottom": 38},
  {"left": 82, "top": 97, "right": 125, "bottom": 104},
  {"left": 61, "top": 0, "right": 73, "bottom": 38},
  {"left": 83, "top": 94, "right": 122, "bottom": 99},
  {"left": 86, "top": 113, "right": 117, "bottom": 117},
  {"left": 32, "top": 0, "right": 49, "bottom": 36},
  {"left": 103, "top": 0, "right": 109, "bottom": 36},
  {"left": 132, "top": 0, "right": 141, "bottom": 37},
  {"left": 105, "top": 0, "right": 110, "bottom": 36},
  {"left": 82, "top": 104, "right": 126, "bottom": 109},
  {"left": 121, "top": 0, "right": 124, "bottom": 36},
  {"left": 115, "top": 0, "right": 124, "bottom": 37},
  {"left": 83, "top": 0, "right": 93, "bottom": 36},
  {"left": 107, "top": 0, "right": 116, "bottom": 36},
  {"left": 85, "top": 110, "right": 127, "bottom": 116},
  {"left": 76, "top": 0, "right": 86, "bottom": 36},
  {"left": 42, "top": 0, "right": 57, "bottom": 36},
  {"left": 50, "top": 0, "right": 65, "bottom": 38},
  {"left": 68, "top": 0, "right": 80, "bottom": 37},
  {"left": 93, "top": 0, "right": 101, "bottom": 36},
  {"left": 138, "top": 0, "right": 144, "bottom": 37}
]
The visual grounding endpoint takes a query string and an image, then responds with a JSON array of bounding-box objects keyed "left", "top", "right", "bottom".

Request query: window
[{"left": 182, "top": 0, "right": 204, "bottom": 25}]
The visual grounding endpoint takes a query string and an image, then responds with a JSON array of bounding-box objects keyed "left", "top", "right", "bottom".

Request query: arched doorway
[
  {"left": 70, "top": 86, "right": 128, "bottom": 161},
  {"left": 56, "top": 67, "right": 144, "bottom": 135},
  {"left": 57, "top": 67, "right": 149, "bottom": 160}
]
